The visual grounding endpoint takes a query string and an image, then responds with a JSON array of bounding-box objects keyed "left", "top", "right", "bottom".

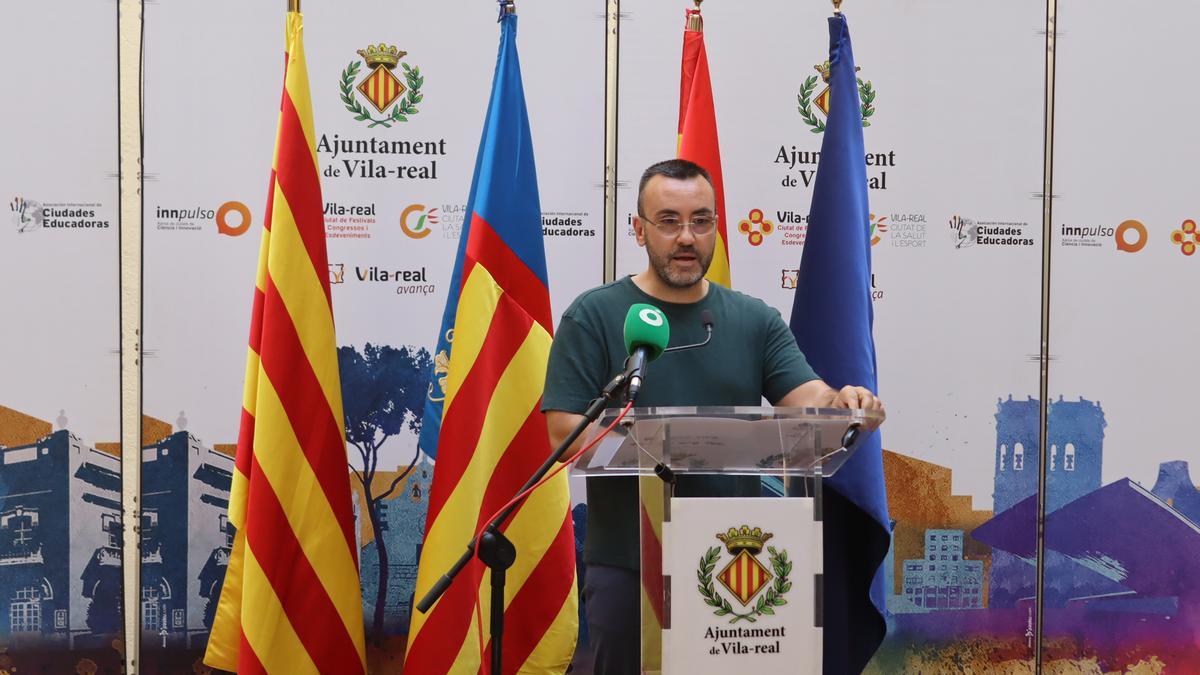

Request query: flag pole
[
  {"left": 288, "top": 0, "right": 299, "bottom": 11},
  {"left": 833, "top": 0, "right": 843, "bottom": 15},
  {"left": 687, "top": 0, "right": 703, "bottom": 31},
  {"left": 498, "top": 0, "right": 515, "bottom": 21}
]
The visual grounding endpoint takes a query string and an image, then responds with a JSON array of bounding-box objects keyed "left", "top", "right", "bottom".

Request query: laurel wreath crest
[
  {"left": 697, "top": 545, "right": 792, "bottom": 624},
  {"left": 796, "top": 75, "right": 877, "bottom": 133},
  {"left": 340, "top": 60, "right": 424, "bottom": 128}
]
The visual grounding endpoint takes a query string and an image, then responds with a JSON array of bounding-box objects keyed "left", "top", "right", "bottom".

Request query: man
[{"left": 543, "top": 159, "right": 884, "bottom": 674}]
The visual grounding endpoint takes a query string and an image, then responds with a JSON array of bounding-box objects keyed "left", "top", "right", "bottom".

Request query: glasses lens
[
  {"left": 656, "top": 217, "right": 682, "bottom": 236},
  {"left": 690, "top": 216, "right": 715, "bottom": 234}
]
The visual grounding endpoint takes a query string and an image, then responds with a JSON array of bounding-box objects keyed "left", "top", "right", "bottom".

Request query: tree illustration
[{"left": 338, "top": 343, "right": 432, "bottom": 641}]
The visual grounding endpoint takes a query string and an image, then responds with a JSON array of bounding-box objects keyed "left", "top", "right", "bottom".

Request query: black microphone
[
  {"left": 841, "top": 422, "right": 862, "bottom": 450},
  {"left": 661, "top": 308, "right": 716, "bottom": 354},
  {"left": 700, "top": 309, "right": 715, "bottom": 338}
]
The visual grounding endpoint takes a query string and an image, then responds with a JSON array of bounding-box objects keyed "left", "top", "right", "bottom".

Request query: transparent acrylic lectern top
[{"left": 572, "top": 405, "right": 872, "bottom": 478}]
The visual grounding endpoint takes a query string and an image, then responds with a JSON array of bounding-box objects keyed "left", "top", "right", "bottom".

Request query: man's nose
[{"left": 676, "top": 224, "right": 696, "bottom": 245}]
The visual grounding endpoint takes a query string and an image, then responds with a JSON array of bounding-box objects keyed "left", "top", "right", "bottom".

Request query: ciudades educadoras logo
[
  {"left": 950, "top": 215, "right": 1033, "bottom": 248},
  {"left": 11, "top": 197, "right": 43, "bottom": 232},
  {"left": 698, "top": 526, "right": 790, "bottom": 624},
  {"left": 341, "top": 44, "right": 424, "bottom": 128},
  {"left": 797, "top": 60, "right": 877, "bottom": 134},
  {"left": 11, "top": 196, "right": 109, "bottom": 232}
]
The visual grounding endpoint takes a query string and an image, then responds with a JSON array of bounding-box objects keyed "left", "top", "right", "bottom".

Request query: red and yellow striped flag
[
  {"left": 405, "top": 13, "right": 577, "bottom": 674},
  {"left": 678, "top": 6, "right": 731, "bottom": 287},
  {"left": 204, "top": 12, "right": 366, "bottom": 674}
]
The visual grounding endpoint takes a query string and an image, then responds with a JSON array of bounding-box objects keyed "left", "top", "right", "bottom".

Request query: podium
[{"left": 573, "top": 406, "right": 876, "bottom": 675}]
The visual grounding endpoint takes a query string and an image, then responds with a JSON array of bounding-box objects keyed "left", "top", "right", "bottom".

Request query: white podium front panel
[{"left": 659, "top": 497, "right": 821, "bottom": 675}]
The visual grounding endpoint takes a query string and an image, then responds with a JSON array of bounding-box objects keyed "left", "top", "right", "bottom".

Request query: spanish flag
[
  {"left": 204, "top": 11, "right": 366, "bottom": 674},
  {"left": 405, "top": 12, "right": 577, "bottom": 675},
  {"left": 678, "top": 5, "right": 731, "bottom": 287}
]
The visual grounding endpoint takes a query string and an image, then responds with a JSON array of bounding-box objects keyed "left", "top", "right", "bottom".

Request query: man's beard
[{"left": 648, "top": 243, "right": 712, "bottom": 288}]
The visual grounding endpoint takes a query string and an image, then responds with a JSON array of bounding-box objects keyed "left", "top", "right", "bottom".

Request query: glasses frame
[{"left": 638, "top": 212, "right": 719, "bottom": 237}]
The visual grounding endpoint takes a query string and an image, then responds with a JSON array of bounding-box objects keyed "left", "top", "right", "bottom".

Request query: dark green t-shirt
[{"left": 542, "top": 276, "right": 819, "bottom": 569}]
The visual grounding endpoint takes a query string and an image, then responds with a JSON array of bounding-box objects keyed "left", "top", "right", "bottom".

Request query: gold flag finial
[
  {"left": 686, "top": 0, "right": 704, "bottom": 32},
  {"left": 288, "top": 0, "right": 300, "bottom": 12},
  {"left": 832, "top": 0, "right": 843, "bottom": 15}
]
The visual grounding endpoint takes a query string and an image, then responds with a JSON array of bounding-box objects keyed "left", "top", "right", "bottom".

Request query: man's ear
[{"left": 632, "top": 216, "right": 647, "bottom": 247}]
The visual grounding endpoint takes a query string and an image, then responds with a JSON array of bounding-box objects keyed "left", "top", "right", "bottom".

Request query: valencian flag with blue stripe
[
  {"left": 788, "top": 14, "right": 891, "bottom": 674},
  {"left": 406, "top": 11, "right": 578, "bottom": 675},
  {"left": 204, "top": 10, "right": 366, "bottom": 674}
]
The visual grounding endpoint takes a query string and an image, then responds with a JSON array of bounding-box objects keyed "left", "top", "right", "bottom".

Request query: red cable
[{"left": 472, "top": 400, "right": 635, "bottom": 674}]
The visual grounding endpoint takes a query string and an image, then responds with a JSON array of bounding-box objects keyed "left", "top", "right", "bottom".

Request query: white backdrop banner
[
  {"left": 141, "top": 0, "right": 604, "bottom": 666},
  {"left": 0, "top": 1, "right": 122, "bottom": 671},
  {"left": 4, "top": 0, "right": 1192, "bottom": 672},
  {"left": 617, "top": 2, "right": 1047, "bottom": 670},
  {"left": 1038, "top": 0, "right": 1200, "bottom": 669}
]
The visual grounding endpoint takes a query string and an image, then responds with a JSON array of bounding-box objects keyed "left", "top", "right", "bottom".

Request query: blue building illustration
[
  {"left": 140, "top": 431, "right": 234, "bottom": 650},
  {"left": 988, "top": 396, "right": 1112, "bottom": 607},
  {"left": 993, "top": 396, "right": 1041, "bottom": 513},
  {"left": 0, "top": 429, "right": 122, "bottom": 647},
  {"left": 893, "top": 529, "right": 984, "bottom": 613},
  {"left": 993, "top": 395, "right": 1105, "bottom": 513},
  {"left": 359, "top": 456, "right": 433, "bottom": 634},
  {"left": 1150, "top": 461, "right": 1200, "bottom": 526}
]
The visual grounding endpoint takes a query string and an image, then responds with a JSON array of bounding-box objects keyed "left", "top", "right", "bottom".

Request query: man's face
[{"left": 633, "top": 174, "right": 717, "bottom": 289}]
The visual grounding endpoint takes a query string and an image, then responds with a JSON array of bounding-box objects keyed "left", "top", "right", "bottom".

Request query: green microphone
[{"left": 623, "top": 303, "right": 670, "bottom": 400}]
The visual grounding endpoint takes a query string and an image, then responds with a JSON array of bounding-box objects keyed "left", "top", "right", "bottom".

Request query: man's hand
[
  {"left": 777, "top": 380, "right": 886, "bottom": 429},
  {"left": 831, "top": 385, "right": 885, "bottom": 429}
]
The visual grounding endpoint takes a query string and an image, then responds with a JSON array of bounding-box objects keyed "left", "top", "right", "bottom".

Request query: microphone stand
[{"left": 415, "top": 363, "right": 639, "bottom": 674}]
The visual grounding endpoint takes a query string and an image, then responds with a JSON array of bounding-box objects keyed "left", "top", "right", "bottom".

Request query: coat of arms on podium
[{"left": 698, "top": 526, "right": 792, "bottom": 623}]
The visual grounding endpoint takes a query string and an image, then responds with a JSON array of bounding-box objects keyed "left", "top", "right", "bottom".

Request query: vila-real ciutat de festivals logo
[
  {"left": 340, "top": 43, "right": 424, "bottom": 128},
  {"left": 797, "top": 60, "right": 877, "bottom": 133}
]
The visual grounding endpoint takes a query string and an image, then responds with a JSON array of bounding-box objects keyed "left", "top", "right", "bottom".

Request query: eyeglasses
[{"left": 640, "top": 213, "right": 718, "bottom": 237}]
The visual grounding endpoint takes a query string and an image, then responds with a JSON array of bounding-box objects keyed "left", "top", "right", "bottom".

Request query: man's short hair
[{"left": 637, "top": 159, "right": 714, "bottom": 216}]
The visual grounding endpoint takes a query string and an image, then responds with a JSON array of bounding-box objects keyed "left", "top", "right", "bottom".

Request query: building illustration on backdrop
[
  {"left": 993, "top": 394, "right": 1105, "bottom": 513},
  {"left": 355, "top": 455, "right": 433, "bottom": 635},
  {"left": 0, "top": 406, "right": 238, "bottom": 652},
  {"left": 138, "top": 417, "right": 235, "bottom": 650},
  {"left": 878, "top": 393, "right": 1200, "bottom": 668},
  {"left": 8, "top": 389, "right": 1200, "bottom": 665},
  {"left": 985, "top": 395, "right": 1125, "bottom": 608},
  {"left": 881, "top": 449, "right": 992, "bottom": 616},
  {"left": 897, "top": 529, "right": 984, "bottom": 611},
  {"left": 970, "top": 393, "right": 1200, "bottom": 667},
  {"left": 0, "top": 406, "right": 121, "bottom": 647}
]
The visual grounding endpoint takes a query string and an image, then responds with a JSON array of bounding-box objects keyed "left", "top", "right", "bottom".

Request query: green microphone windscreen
[{"left": 623, "top": 303, "right": 670, "bottom": 361}]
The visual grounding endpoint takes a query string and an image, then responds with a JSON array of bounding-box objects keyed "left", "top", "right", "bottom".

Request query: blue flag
[
  {"left": 789, "top": 14, "right": 891, "bottom": 674},
  {"left": 417, "top": 13, "right": 551, "bottom": 461}
]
